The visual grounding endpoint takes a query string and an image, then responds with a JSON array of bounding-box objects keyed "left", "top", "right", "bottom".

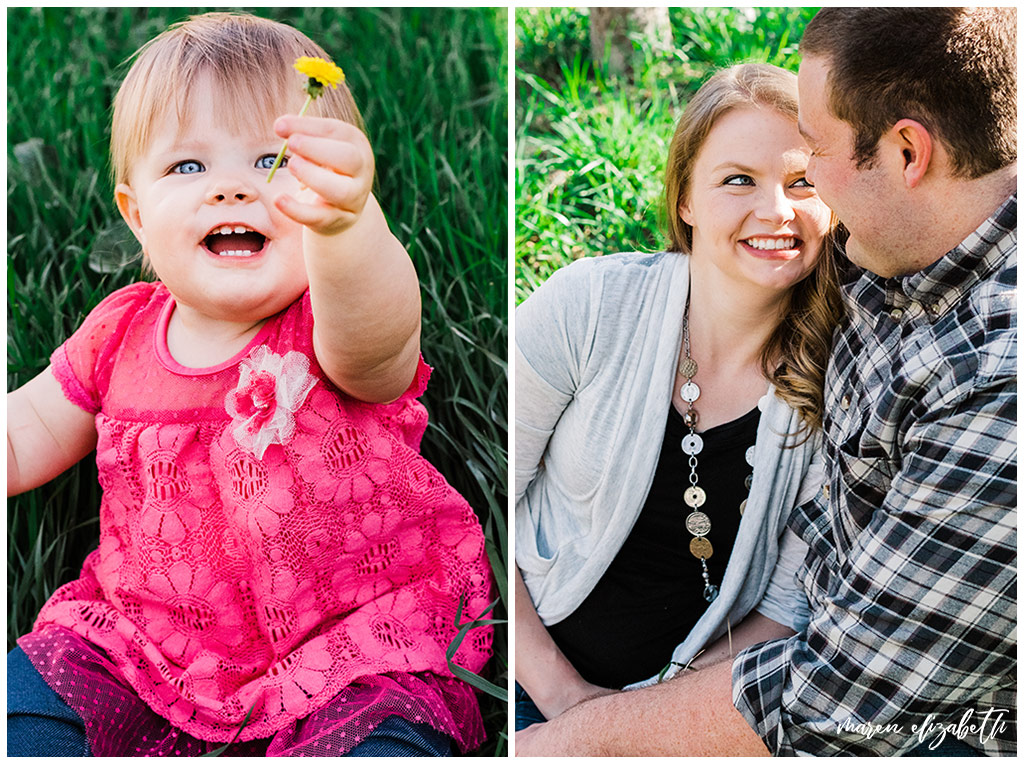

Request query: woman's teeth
[{"left": 746, "top": 237, "right": 796, "bottom": 250}]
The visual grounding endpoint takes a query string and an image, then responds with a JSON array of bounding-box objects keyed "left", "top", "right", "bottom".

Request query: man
[{"left": 516, "top": 8, "right": 1015, "bottom": 756}]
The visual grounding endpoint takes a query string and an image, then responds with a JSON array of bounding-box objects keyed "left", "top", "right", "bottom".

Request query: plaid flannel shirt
[{"left": 732, "top": 193, "right": 1017, "bottom": 756}]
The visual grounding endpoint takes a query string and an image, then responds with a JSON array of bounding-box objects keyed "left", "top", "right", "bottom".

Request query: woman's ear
[
  {"left": 678, "top": 197, "right": 694, "bottom": 227},
  {"left": 115, "top": 183, "right": 145, "bottom": 249},
  {"left": 888, "top": 119, "right": 933, "bottom": 189}
]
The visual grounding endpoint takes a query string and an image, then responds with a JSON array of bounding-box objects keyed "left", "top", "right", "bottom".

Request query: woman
[{"left": 514, "top": 63, "right": 842, "bottom": 729}]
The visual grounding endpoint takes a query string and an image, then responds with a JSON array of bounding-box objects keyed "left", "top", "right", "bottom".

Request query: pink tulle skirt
[{"left": 18, "top": 626, "right": 485, "bottom": 756}]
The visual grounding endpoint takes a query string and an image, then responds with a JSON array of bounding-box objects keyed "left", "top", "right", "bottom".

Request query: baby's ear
[{"left": 115, "top": 183, "right": 145, "bottom": 247}]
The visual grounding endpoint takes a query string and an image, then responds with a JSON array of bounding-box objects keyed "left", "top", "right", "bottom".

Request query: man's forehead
[{"left": 796, "top": 57, "right": 831, "bottom": 137}]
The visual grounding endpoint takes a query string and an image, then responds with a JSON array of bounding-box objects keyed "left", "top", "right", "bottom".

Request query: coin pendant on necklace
[
  {"left": 689, "top": 536, "right": 713, "bottom": 559},
  {"left": 684, "top": 485, "right": 706, "bottom": 508},
  {"left": 685, "top": 510, "right": 711, "bottom": 536},
  {"left": 678, "top": 357, "right": 698, "bottom": 379},
  {"left": 680, "top": 381, "right": 701, "bottom": 403},
  {"left": 681, "top": 433, "right": 704, "bottom": 455}
]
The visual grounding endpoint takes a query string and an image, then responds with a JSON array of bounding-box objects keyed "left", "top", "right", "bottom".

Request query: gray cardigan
[{"left": 515, "top": 252, "right": 820, "bottom": 685}]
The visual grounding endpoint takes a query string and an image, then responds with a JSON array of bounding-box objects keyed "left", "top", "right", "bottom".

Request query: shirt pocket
[{"left": 834, "top": 440, "right": 896, "bottom": 536}]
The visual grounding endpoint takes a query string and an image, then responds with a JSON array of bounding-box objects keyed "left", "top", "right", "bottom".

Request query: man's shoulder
[{"left": 962, "top": 247, "right": 1016, "bottom": 381}]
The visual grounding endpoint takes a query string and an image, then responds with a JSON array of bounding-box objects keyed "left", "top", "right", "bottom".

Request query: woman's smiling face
[{"left": 679, "top": 105, "right": 831, "bottom": 295}]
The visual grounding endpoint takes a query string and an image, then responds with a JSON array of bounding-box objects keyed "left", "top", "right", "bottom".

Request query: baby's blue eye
[
  {"left": 172, "top": 160, "right": 204, "bottom": 175},
  {"left": 257, "top": 154, "right": 286, "bottom": 170},
  {"left": 724, "top": 174, "right": 754, "bottom": 186},
  {"left": 792, "top": 177, "right": 815, "bottom": 188}
]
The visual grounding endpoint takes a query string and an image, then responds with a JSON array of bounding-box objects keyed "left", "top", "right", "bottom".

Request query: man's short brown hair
[{"left": 801, "top": 7, "right": 1016, "bottom": 179}]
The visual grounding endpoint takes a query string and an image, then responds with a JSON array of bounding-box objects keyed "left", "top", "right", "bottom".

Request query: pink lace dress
[{"left": 17, "top": 282, "right": 495, "bottom": 755}]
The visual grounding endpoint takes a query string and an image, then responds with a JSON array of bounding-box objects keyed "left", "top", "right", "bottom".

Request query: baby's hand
[{"left": 272, "top": 115, "right": 373, "bottom": 237}]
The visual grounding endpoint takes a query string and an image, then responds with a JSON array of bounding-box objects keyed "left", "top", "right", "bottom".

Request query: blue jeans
[
  {"left": 514, "top": 681, "right": 546, "bottom": 732},
  {"left": 8, "top": 646, "right": 91, "bottom": 756},
  {"left": 8, "top": 647, "right": 452, "bottom": 757}
]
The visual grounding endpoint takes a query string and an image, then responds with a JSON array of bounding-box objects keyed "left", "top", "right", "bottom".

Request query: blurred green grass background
[
  {"left": 6, "top": 7, "right": 507, "bottom": 755},
  {"left": 515, "top": 7, "right": 818, "bottom": 303}
]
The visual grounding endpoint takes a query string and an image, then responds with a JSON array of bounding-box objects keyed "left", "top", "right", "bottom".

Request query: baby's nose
[{"left": 207, "top": 178, "right": 257, "bottom": 203}]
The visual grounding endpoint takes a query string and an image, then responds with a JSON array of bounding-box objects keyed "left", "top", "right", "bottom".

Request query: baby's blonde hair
[{"left": 111, "top": 12, "right": 364, "bottom": 186}]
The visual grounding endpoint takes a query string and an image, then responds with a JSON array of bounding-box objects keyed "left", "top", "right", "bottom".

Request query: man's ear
[
  {"left": 115, "top": 183, "right": 145, "bottom": 249},
  {"left": 888, "top": 119, "right": 933, "bottom": 189}
]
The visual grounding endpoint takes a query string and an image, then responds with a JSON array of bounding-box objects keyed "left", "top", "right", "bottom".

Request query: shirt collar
[
  {"left": 848, "top": 192, "right": 1017, "bottom": 317},
  {"left": 899, "top": 191, "right": 1017, "bottom": 315}
]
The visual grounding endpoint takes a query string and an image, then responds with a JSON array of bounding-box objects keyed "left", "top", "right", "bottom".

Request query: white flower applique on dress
[{"left": 226, "top": 346, "right": 317, "bottom": 458}]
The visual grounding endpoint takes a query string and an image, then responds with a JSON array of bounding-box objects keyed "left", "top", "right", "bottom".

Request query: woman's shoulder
[
  {"left": 521, "top": 251, "right": 683, "bottom": 311},
  {"left": 548, "top": 250, "right": 680, "bottom": 284}
]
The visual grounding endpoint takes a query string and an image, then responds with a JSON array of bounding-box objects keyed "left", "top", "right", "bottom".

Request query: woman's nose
[{"left": 756, "top": 185, "right": 796, "bottom": 224}]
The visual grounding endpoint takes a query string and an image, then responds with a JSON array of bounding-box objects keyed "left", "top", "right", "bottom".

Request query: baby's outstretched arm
[
  {"left": 273, "top": 115, "right": 421, "bottom": 404},
  {"left": 7, "top": 369, "right": 98, "bottom": 496}
]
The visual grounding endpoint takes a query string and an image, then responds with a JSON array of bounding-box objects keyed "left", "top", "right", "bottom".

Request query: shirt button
[
  {"left": 928, "top": 303, "right": 941, "bottom": 316},
  {"left": 840, "top": 395, "right": 851, "bottom": 410},
  {"left": 822, "top": 484, "right": 831, "bottom": 499},
  {"left": 890, "top": 307, "right": 904, "bottom": 320}
]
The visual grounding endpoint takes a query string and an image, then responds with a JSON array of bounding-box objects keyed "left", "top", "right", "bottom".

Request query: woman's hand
[
  {"left": 516, "top": 568, "right": 617, "bottom": 720},
  {"left": 271, "top": 115, "right": 374, "bottom": 237}
]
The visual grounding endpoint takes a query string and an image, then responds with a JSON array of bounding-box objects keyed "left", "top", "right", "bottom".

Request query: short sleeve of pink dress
[{"left": 19, "top": 282, "right": 495, "bottom": 756}]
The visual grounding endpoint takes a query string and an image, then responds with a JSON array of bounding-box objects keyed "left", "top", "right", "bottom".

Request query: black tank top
[{"left": 546, "top": 404, "right": 760, "bottom": 689}]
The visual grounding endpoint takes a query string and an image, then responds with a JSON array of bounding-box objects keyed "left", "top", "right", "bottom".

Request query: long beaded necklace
[{"left": 677, "top": 297, "right": 755, "bottom": 603}]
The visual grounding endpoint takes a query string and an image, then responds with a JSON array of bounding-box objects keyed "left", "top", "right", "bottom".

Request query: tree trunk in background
[{"left": 589, "top": 7, "right": 672, "bottom": 78}]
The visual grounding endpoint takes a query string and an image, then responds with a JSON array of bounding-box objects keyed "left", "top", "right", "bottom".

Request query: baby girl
[{"left": 7, "top": 11, "right": 493, "bottom": 757}]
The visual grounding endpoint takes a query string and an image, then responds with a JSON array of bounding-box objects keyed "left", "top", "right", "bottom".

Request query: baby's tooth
[{"left": 233, "top": 226, "right": 248, "bottom": 234}]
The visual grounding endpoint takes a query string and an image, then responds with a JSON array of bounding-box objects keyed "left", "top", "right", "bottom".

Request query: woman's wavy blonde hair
[
  {"left": 664, "top": 63, "right": 843, "bottom": 433},
  {"left": 111, "top": 11, "right": 365, "bottom": 187}
]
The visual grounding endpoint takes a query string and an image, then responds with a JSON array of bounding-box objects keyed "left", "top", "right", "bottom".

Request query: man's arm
[{"left": 516, "top": 657, "right": 770, "bottom": 756}]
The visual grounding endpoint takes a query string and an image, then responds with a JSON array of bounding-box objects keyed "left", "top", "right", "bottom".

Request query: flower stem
[{"left": 266, "top": 94, "right": 314, "bottom": 183}]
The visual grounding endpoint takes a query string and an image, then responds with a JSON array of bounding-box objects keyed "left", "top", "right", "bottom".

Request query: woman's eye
[
  {"left": 257, "top": 154, "right": 286, "bottom": 170},
  {"left": 171, "top": 160, "right": 204, "bottom": 175},
  {"left": 723, "top": 174, "right": 754, "bottom": 186},
  {"left": 791, "top": 177, "right": 815, "bottom": 188}
]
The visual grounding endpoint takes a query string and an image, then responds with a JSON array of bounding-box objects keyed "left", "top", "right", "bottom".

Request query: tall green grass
[
  {"left": 515, "top": 7, "right": 817, "bottom": 303},
  {"left": 7, "top": 7, "right": 507, "bottom": 755}
]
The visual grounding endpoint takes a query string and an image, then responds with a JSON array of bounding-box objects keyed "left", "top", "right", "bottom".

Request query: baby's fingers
[
  {"left": 275, "top": 191, "right": 356, "bottom": 234},
  {"left": 286, "top": 154, "right": 369, "bottom": 213},
  {"left": 288, "top": 133, "right": 371, "bottom": 180}
]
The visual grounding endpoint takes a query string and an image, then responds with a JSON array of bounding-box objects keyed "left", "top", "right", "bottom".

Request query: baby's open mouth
[{"left": 203, "top": 225, "right": 267, "bottom": 257}]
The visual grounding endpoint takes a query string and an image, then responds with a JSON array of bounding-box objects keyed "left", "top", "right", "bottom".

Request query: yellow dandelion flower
[
  {"left": 267, "top": 55, "right": 346, "bottom": 183},
  {"left": 294, "top": 56, "right": 345, "bottom": 91}
]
